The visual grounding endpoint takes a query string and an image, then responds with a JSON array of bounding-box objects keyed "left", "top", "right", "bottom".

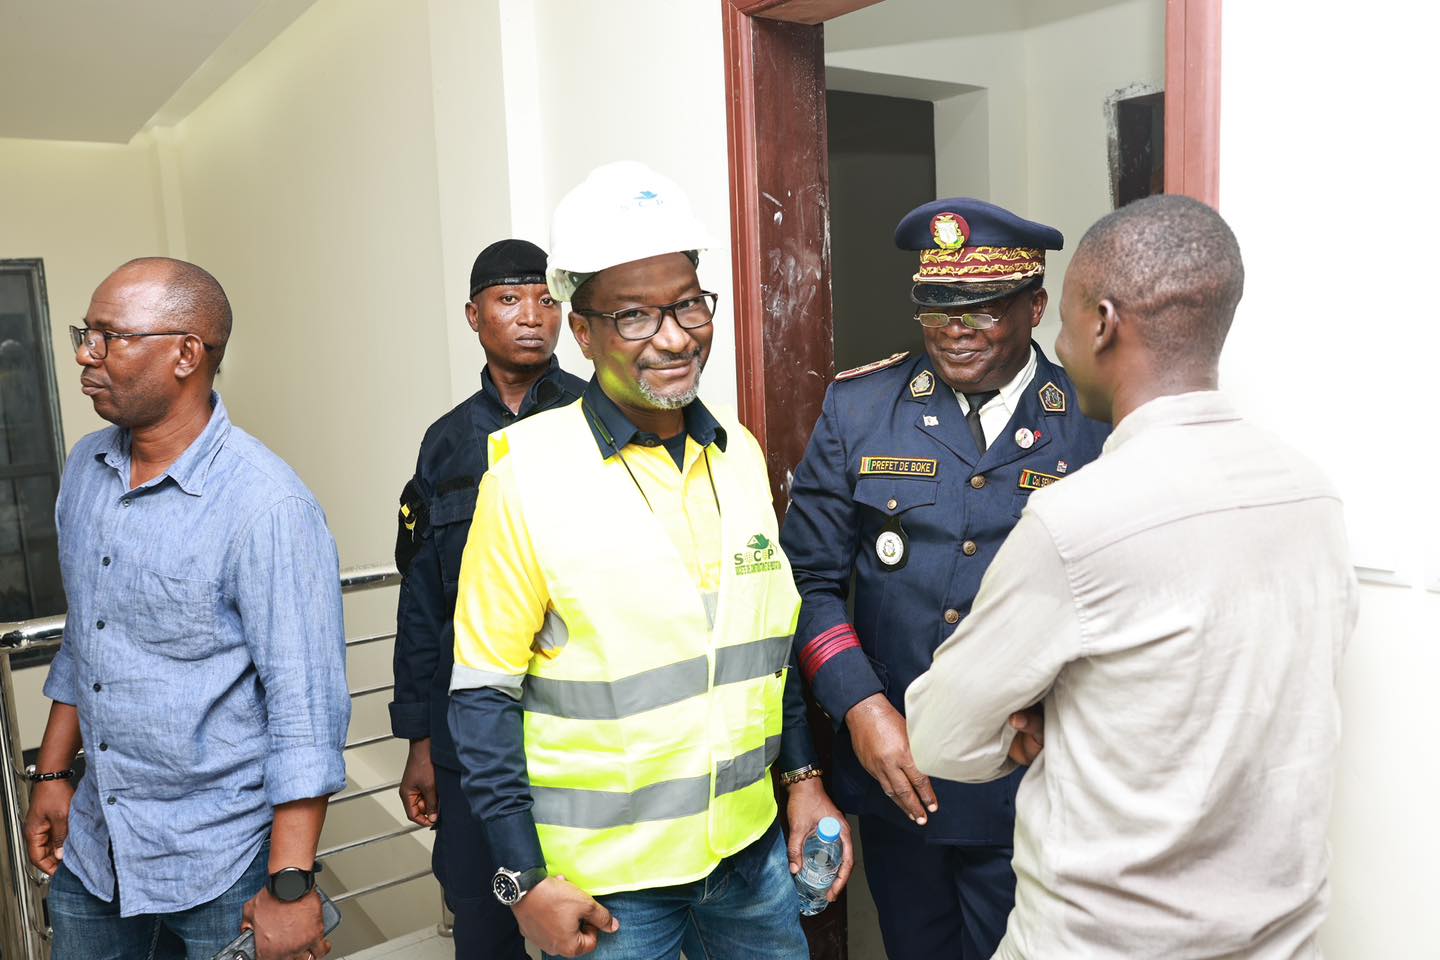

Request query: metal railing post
[{"left": 1, "top": 650, "right": 49, "bottom": 960}]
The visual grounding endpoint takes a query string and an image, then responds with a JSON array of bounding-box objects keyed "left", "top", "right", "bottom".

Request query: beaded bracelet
[
  {"left": 781, "top": 764, "right": 824, "bottom": 786},
  {"left": 27, "top": 769, "right": 75, "bottom": 783}
]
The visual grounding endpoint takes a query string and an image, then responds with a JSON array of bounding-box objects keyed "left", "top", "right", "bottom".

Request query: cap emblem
[{"left": 930, "top": 213, "right": 970, "bottom": 251}]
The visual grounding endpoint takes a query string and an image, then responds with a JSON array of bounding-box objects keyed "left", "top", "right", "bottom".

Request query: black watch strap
[{"left": 266, "top": 863, "right": 323, "bottom": 903}]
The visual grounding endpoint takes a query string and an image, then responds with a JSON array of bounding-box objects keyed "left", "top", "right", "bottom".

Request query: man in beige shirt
[{"left": 907, "top": 195, "right": 1357, "bottom": 959}]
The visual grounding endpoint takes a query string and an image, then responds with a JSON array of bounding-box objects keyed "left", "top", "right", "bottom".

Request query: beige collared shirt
[
  {"left": 953, "top": 345, "right": 1038, "bottom": 447},
  {"left": 907, "top": 391, "right": 1357, "bottom": 960}
]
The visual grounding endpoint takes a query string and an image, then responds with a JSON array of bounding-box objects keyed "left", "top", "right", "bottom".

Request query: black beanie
[{"left": 469, "top": 239, "right": 548, "bottom": 298}]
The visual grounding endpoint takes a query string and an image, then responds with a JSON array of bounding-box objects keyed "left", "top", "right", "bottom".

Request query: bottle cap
[{"left": 817, "top": 816, "right": 841, "bottom": 842}]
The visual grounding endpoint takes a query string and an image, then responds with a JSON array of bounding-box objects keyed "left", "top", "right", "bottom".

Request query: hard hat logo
[{"left": 546, "top": 161, "right": 715, "bottom": 302}]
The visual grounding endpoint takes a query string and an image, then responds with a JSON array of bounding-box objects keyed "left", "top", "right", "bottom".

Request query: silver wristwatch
[{"left": 492, "top": 866, "right": 548, "bottom": 906}]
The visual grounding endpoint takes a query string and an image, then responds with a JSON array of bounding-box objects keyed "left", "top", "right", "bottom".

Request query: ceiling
[{"left": 0, "top": 0, "right": 317, "bottom": 143}]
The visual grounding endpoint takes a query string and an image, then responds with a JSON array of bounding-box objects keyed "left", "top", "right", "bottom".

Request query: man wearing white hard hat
[{"left": 448, "top": 161, "right": 850, "bottom": 959}]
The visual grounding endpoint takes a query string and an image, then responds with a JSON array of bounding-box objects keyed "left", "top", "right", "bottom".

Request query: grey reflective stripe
[
  {"left": 713, "top": 635, "right": 792, "bottom": 686},
  {"left": 451, "top": 663, "right": 523, "bottom": 697},
  {"left": 701, "top": 591, "right": 719, "bottom": 630},
  {"left": 532, "top": 774, "right": 711, "bottom": 829},
  {"left": 714, "top": 734, "right": 783, "bottom": 797},
  {"left": 523, "top": 656, "right": 709, "bottom": 720}
]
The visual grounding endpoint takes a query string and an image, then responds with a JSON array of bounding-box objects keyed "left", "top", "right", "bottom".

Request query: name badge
[
  {"left": 1017, "top": 468, "right": 1062, "bottom": 490},
  {"left": 859, "top": 456, "right": 938, "bottom": 478}
]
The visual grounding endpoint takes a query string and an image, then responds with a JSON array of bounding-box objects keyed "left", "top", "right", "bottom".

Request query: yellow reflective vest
[{"left": 487, "top": 400, "right": 800, "bottom": 895}]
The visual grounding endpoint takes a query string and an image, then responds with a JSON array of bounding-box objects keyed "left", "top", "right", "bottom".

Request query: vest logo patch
[
  {"left": 1018, "top": 468, "right": 1062, "bottom": 490},
  {"left": 859, "top": 456, "right": 938, "bottom": 478},
  {"left": 735, "top": 533, "right": 782, "bottom": 575}
]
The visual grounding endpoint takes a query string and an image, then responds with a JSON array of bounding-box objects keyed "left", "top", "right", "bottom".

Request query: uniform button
[
  {"left": 96, "top": 620, "right": 105, "bottom": 630},
  {"left": 962, "top": 540, "right": 978, "bottom": 556},
  {"left": 99, "top": 742, "right": 109, "bottom": 751},
  {"left": 93, "top": 682, "right": 102, "bottom": 692},
  {"left": 102, "top": 556, "right": 111, "bottom": 566},
  {"left": 944, "top": 608, "right": 960, "bottom": 624},
  {"left": 121, "top": 499, "right": 132, "bottom": 508},
  {"left": 107, "top": 796, "right": 117, "bottom": 805},
  {"left": 970, "top": 475, "right": 987, "bottom": 489},
  {"left": 885, "top": 498, "right": 898, "bottom": 510}
]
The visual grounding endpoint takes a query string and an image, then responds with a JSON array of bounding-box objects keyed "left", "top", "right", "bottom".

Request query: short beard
[{"left": 636, "top": 352, "right": 704, "bottom": 409}]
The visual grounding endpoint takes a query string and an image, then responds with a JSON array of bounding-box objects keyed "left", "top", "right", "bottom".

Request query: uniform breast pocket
[
  {"left": 127, "top": 566, "right": 219, "bottom": 660},
  {"left": 429, "top": 485, "right": 479, "bottom": 587},
  {"left": 851, "top": 477, "right": 940, "bottom": 518}
]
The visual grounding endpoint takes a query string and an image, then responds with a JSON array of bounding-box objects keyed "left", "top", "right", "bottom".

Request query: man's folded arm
[{"left": 906, "top": 510, "right": 1082, "bottom": 783}]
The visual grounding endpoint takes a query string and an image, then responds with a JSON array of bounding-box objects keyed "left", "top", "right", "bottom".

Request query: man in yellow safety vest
[{"left": 448, "top": 160, "right": 851, "bottom": 960}]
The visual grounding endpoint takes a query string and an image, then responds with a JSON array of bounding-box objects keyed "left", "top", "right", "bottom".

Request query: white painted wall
[
  {"left": 1220, "top": 4, "right": 1440, "bottom": 954},
  {"left": 0, "top": 136, "right": 167, "bottom": 451}
]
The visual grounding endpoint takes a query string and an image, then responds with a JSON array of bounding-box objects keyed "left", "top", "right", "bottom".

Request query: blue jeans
[
  {"left": 546, "top": 830, "right": 809, "bottom": 960},
  {"left": 48, "top": 843, "right": 268, "bottom": 960}
]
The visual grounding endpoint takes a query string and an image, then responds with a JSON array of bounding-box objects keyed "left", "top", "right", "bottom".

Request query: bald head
[
  {"left": 114, "top": 257, "right": 232, "bottom": 366},
  {"left": 1071, "top": 195, "right": 1243, "bottom": 372}
]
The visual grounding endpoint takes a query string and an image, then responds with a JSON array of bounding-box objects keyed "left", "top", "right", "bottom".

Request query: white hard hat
[{"left": 546, "top": 160, "right": 715, "bottom": 302}]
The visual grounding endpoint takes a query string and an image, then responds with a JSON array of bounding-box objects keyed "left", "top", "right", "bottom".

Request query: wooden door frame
[{"left": 723, "top": 0, "right": 1222, "bottom": 497}]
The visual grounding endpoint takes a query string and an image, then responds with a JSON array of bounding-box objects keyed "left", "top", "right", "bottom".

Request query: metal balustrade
[{"left": 0, "top": 563, "right": 442, "bottom": 960}]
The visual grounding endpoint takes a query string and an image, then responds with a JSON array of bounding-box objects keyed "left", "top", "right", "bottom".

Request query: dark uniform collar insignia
[
  {"left": 1038, "top": 380, "right": 1067, "bottom": 413},
  {"left": 908, "top": 370, "right": 935, "bottom": 398}
]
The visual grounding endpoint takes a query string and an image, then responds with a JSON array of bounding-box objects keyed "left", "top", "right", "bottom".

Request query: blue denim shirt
[{"left": 43, "top": 393, "right": 349, "bottom": 916}]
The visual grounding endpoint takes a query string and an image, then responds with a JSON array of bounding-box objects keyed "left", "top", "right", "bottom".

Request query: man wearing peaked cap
[
  {"left": 389, "top": 238, "right": 585, "bottom": 959},
  {"left": 448, "top": 161, "right": 848, "bottom": 960},
  {"left": 781, "top": 197, "right": 1111, "bottom": 959}
]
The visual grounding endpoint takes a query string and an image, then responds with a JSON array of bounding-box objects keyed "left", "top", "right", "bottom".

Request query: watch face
[
  {"left": 271, "top": 869, "right": 311, "bottom": 902},
  {"left": 493, "top": 872, "right": 521, "bottom": 905}
]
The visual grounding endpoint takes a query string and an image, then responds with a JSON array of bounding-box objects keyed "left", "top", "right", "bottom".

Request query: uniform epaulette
[{"left": 835, "top": 351, "right": 909, "bottom": 382}]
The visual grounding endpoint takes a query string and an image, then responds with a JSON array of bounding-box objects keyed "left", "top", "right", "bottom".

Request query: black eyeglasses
[
  {"left": 574, "top": 292, "right": 719, "bottom": 341},
  {"left": 70, "top": 325, "right": 215, "bottom": 361}
]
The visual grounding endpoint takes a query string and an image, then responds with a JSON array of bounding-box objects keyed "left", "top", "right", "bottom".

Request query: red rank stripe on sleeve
[{"left": 799, "top": 622, "right": 861, "bottom": 682}]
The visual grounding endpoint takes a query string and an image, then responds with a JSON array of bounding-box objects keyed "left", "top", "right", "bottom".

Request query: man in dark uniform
[
  {"left": 782, "top": 198, "right": 1111, "bottom": 959},
  {"left": 389, "top": 239, "right": 585, "bottom": 959}
]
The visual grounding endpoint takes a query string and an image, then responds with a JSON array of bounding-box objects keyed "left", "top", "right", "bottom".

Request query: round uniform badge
[
  {"left": 876, "top": 530, "right": 906, "bottom": 566},
  {"left": 1015, "top": 427, "right": 1035, "bottom": 449}
]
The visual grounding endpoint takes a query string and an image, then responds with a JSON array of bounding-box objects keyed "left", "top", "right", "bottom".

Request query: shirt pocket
[
  {"left": 430, "top": 484, "right": 479, "bottom": 588},
  {"left": 126, "top": 566, "right": 219, "bottom": 661},
  {"left": 851, "top": 476, "right": 940, "bottom": 517}
]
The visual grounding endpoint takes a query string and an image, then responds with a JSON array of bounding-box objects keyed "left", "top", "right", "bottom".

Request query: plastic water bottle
[{"left": 794, "top": 816, "right": 844, "bottom": 916}]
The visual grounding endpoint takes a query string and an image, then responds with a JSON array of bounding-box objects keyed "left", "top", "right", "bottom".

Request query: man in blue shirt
[
  {"left": 389, "top": 239, "right": 584, "bottom": 959},
  {"left": 23, "top": 257, "right": 349, "bottom": 960}
]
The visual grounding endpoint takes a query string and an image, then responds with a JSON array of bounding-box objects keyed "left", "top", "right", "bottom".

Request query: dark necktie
[{"left": 963, "top": 390, "right": 999, "bottom": 455}]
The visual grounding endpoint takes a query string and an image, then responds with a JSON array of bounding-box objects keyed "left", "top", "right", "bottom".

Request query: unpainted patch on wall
[{"left": 1105, "top": 83, "right": 1164, "bottom": 209}]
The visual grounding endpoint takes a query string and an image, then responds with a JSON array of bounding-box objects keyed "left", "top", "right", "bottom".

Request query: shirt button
[
  {"left": 96, "top": 620, "right": 105, "bottom": 630},
  {"left": 962, "top": 540, "right": 978, "bottom": 556},
  {"left": 886, "top": 498, "right": 898, "bottom": 510},
  {"left": 102, "top": 556, "right": 111, "bottom": 566},
  {"left": 121, "top": 499, "right": 132, "bottom": 508},
  {"left": 99, "top": 742, "right": 109, "bottom": 751},
  {"left": 944, "top": 608, "right": 960, "bottom": 624},
  {"left": 107, "top": 796, "right": 117, "bottom": 805},
  {"left": 93, "top": 682, "right": 102, "bottom": 692},
  {"left": 970, "top": 475, "right": 987, "bottom": 489}
]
